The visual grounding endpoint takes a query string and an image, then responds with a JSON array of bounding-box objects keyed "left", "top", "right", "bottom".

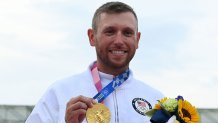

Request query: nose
[{"left": 114, "top": 32, "right": 124, "bottom": 46}]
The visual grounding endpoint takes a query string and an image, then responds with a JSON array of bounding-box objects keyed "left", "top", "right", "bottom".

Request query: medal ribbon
[
  {"left": 91, "top": 62, "right": 129, "bottom": 103},
  {"left": 91, "top": 63, "right": 102, "bottom": 92}
]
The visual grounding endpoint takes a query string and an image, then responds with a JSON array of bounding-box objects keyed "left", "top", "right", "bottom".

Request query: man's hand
[{"left": 65, "top": 95, "right": 96, "bottom": 123}]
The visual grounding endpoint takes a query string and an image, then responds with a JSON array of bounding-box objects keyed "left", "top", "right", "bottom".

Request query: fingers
[
  {"left": 67, "top": 95, "right": 96, "bottom": 108},
  {"left": 69, "top": 101, "right": 88, "bottom": 111},
  {"left": 65, "top": 95, "right": 96, "bottom": 123},
  {"left": 66, "top": 109, "right": 86, "bottom": 123}
]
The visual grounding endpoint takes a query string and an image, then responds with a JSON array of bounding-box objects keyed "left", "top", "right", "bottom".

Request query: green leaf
[{"left": 144, "top": 109, "right": 157, "bottom": 118}]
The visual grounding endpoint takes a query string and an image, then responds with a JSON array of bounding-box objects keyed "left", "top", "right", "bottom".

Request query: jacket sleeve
[{"left": 25, "top": 88, "right": 60, "bottom": 123}]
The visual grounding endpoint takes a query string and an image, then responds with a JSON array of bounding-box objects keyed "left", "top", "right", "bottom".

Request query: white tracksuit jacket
[{"left": 26, "top": 64, "right": 164, "bottom": 123}]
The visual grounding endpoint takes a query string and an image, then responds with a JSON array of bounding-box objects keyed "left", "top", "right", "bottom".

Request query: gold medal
[{"left": 86, "top": 103, "right": 111, "bottom": 123}]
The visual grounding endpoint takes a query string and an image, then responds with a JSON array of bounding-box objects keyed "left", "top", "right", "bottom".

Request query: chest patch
[{"left": 132, "top": 98, "right": 152, "bottom": 116}]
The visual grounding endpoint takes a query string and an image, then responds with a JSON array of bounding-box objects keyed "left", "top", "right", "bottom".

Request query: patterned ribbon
[{"left": 91, "top": 62, "right": 130, "bottom": 103}]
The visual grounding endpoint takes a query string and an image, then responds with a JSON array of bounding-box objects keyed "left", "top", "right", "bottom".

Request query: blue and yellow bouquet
[{"left": 145, "top": 96, "right": 200, "bottom": 123}]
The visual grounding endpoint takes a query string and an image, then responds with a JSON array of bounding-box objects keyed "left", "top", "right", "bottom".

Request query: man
[{"left": 26, "top": 2, "right": 164, "bottom": 123}]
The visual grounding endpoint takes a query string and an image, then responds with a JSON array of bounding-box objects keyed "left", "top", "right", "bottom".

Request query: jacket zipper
[{"left": 113, "top": 91, "right": 119, "bottom": 123}]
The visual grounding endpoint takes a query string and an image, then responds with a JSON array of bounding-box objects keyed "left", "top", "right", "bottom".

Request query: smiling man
[
  {"left": 26, "top": 2, "right": 164, "bottom": 123},
  {"left": 88, "top": 10, "right": 140, "bottom": 76}
]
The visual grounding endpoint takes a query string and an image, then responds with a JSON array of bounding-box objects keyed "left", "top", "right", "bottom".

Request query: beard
[{"left": 96, "top": 48, "right": 136, "bottom": 70}]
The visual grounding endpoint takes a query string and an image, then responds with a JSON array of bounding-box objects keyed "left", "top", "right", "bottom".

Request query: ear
[
  {"left": 87, "top": 29, "right": 95, "bottom": 46},
  {"left": 136, "top": 32, "right": 141, "bottom": 49}
]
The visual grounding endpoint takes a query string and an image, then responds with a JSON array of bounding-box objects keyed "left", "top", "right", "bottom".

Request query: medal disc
[{"left": 86, "top": 103, "right": 111, "bottom": 123}]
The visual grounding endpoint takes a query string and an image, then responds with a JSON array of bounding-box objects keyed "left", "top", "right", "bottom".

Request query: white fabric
[
  {"left": 167, "top": 115, "right": 179, "bottom": 123},
  {"left": 26, "top": 63, "right": 164, "bottom": 123}
]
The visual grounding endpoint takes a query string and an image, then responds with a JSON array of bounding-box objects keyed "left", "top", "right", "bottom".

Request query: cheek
[
  {"left": 132, "top": 39, "right": 139, "bottom": 49},
  {"left": 98, "top": 38, "right": 111, "bottom": 47},
  {"left": 128, "top": 41, "right": 138, "bottom": 49},
  {"left": 135, "top": 42, "right": 138, "bottom": 49},
  {"left": 95, "top": 40, "right": 107, "bottom": 51}
]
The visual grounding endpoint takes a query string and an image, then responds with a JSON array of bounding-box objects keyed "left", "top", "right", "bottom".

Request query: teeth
[{"left": 112, "top": 51, "right": 125, "bottom": 54}]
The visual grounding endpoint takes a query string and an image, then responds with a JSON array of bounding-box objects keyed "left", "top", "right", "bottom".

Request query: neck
[{"left": 96, "top": 62, "right": 129, "bottom": 76}]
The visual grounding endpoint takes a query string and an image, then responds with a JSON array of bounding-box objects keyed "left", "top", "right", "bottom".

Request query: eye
[
  {"left": 123, "top": 30, "right": 134, "bottom": 37},
  {"left": 103, "top": 27, "right": 115, "bottom": 36},
  {"left": 105, "top": 30, "right": 114, "bottom": 36}
]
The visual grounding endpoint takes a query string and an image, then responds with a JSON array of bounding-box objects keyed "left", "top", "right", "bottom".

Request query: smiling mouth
[{"left": 109, "top": 50, "right": 127, "bottom": 55}]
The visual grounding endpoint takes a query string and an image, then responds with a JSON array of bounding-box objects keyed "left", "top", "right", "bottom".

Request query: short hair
[{"left": 92, "top": 1, "right": 138, "bottom": 32}]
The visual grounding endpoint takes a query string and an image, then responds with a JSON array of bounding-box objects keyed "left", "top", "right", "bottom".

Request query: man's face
[{"left": 89, "top": 12, "right": 140, "bottom": 72}]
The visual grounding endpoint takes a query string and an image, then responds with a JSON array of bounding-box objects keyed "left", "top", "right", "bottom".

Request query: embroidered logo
[{"left": 132, "top": 98, "right": 152, "bottom": 116}]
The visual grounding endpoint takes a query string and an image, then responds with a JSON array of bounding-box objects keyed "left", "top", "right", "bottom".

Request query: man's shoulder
[
  {"left": 38, "top": 68, "right": 95, "bottom": 105},
  {"left": 128, "top": 70, "right": 162, "bottom": 94},
  {"left": 130, "top": 78, "right": 163, "bottom": 96},
  {"left": 49, "top": 69, "right": 92, "bottom": 90}
]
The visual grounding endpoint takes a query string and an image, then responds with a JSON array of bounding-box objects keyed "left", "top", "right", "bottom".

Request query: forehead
[{"left": 97, "top": 12, "right": 137, "bottom": 30}]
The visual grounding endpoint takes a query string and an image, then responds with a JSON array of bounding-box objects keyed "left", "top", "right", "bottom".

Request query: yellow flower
[
  {"left": 178, "top": 99, "right": 200, "bottom": 123},
  {"left": 154, "top": 97, "right": 168, "bottom": 109}
]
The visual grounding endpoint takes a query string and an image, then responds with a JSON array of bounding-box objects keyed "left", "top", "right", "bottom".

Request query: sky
[{"left": 0, "top": 0, "right": 218, "bottom": 108}]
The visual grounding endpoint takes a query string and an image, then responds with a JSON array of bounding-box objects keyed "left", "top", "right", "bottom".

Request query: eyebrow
[{"left": 102, "top": 25, "right": 135, "bottom": 31}]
